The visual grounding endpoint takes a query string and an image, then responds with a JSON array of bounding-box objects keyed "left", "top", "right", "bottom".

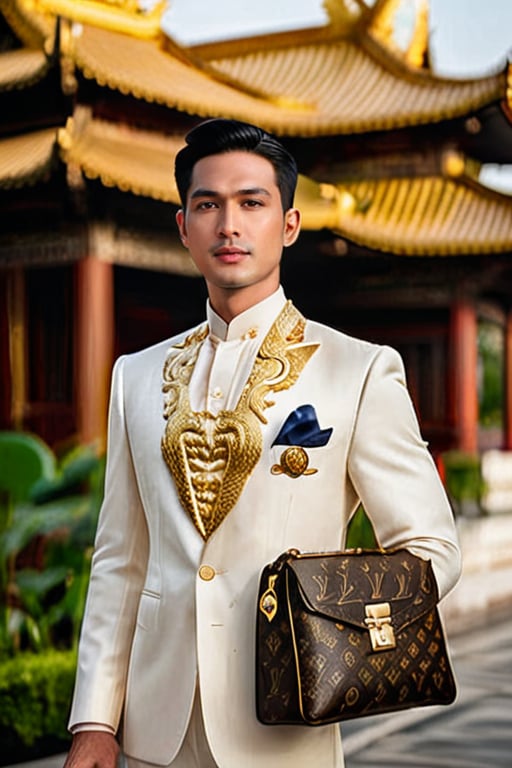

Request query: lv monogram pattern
[{"left": 256, "top": 549, "right": 456, "bottom": 725}]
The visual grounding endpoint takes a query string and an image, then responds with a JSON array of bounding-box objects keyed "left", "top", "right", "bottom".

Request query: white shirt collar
[{"left": 207, "top": 287, "right": 287, "bottom": 342}]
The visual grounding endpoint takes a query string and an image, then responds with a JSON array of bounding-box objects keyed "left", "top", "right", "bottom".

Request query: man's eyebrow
[
  {"left": 238, "top": 187, "right": 271, "bottom": 197},
  {"left": 190, "top": 188, "right": 217, "bottom": 199},
  {"left": 190, "top": 187, "right": 271, "bottom": 199}
]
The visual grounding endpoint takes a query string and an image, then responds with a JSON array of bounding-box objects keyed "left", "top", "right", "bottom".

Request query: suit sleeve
[
  {"left": 68, "top": 356, "right": 149, "bottom": 731},
  {"left": 347, "top": 345, "right": 461, "bottom": 599}
]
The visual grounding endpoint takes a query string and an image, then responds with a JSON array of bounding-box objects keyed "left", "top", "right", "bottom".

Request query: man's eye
[
  {"left": 242, "top": 199, "right": 263, "bottom": 207},
  {"left": 196, "top": 201, "right": 216, "bottom": 210}
]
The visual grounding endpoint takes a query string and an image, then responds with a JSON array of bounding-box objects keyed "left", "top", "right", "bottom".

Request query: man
[{"left": 65, "top": 119, "right": 461, "bottom": 768}]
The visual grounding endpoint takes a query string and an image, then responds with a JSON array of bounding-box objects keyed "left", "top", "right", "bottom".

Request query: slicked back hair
[{"left": 174, "top": 119, "right": 298, "bottom": 212}]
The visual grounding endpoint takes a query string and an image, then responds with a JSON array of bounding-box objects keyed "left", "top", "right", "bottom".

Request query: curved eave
[
  {"left": 70, "top": 25, "right": 505, "bottom": 137},
  {"left": 334, "top": 175, "right": 512, "bottom": 255},
  {"left": 0, "top": 48, "right": 52, "bottom": 91},
  {"left": 58, "top": 115, "right": 182, "bottom": 202},
  {"left": 0, "top": 128, "right": 58, "bottom": 189}
]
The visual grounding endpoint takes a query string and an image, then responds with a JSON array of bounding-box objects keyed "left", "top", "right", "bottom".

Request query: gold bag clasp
[
  {"left": 259, "top": 575, "right": 278, "bottom": 622},
  {"left": 364, "top": 602, "right": 396, "bottom": 651}
]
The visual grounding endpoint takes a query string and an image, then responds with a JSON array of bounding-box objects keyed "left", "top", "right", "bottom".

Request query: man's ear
[
  {"left": 283, "top": 208, "right": 301, "bottom": 247},
  {"left": 176, "top": 209, "right": 188, "bottom": 247}
]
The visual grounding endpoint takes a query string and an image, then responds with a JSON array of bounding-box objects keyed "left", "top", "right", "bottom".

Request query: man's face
[{"left": 176, "top": 151, "right": 300, "bottom": 310}]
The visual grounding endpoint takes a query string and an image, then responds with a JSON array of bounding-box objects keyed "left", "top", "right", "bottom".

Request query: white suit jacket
[{"left": 69, "top": 305, "right": 461, "bottom": 768}]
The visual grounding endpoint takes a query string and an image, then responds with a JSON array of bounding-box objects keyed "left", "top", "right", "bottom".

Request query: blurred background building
[{"left": 1, "top": 0, "right": 512, "bottom": 466}]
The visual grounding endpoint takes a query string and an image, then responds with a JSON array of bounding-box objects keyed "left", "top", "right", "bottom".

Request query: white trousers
[
  {"left": 170, "top": 689, "right": 218, "bottom": 768},
  {"left": 124, "top": 689, "right": 217, "bottom": 768}
]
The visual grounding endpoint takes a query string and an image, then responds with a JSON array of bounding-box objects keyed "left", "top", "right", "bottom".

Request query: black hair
[{"left": 174, "top": 118, "right": 298, "bottom": 211}]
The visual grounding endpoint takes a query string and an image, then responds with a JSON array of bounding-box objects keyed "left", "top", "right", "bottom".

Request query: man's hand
[{"left": 64, "top": 731, "right": 120, "bottom": 768}]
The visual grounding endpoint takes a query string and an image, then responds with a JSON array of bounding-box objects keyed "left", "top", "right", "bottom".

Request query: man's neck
[{"left": 207, "top": 283, "right": 280, "bottom": 324}]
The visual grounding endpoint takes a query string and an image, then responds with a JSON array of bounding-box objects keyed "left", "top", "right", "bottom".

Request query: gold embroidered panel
[{"left": 161, "top": 303, "right": 319, "bottom": 539}]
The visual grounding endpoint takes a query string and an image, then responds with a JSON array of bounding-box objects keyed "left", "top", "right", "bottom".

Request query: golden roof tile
[
  {"left": 69, "top": 23, "right": 505, "bottom": 136},
  {"left": 335, "top": 173, "right": 512, "bottom": 255},
  {"left": 207, "top": 40, "right": 504, "bottom": 134},
  {"left": 0, "top": 48, "right": 51, "bottom": 91},
  {"left": 0, "top": 128, "right": 57, "bottom": 188},
  {"left": 70, "top": 26, "right": 320, "bottom": 128}
]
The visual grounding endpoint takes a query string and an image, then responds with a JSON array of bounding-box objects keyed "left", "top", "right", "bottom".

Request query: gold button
[{"left": 199, "top": 565, "right": 216, "bottom": 581}]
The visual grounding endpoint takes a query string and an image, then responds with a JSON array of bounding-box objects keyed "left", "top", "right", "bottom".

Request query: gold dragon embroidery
[{"left": 161, "top": 302, "right": 319, "bottom": 539}]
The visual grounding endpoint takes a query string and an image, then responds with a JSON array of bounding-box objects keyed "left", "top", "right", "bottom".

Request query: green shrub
[
  {"left": 0, "top": 433, "right": 104, "bottom": 762},
  {"left": 0, "top": 650, "right": 75, "bottom": 763},
  {"left": 441, "top": 450, "right": 484, "bottom": 515},
  {"left": 0, "top": 434, "right": 104, "bottom": 656}
]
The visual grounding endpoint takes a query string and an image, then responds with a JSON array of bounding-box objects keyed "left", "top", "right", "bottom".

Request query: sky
[{"left": 163, "top": 0, "right": 512, "bottom": 78}]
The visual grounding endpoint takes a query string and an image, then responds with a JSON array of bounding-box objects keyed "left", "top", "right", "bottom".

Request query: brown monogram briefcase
[{"left": 256, "top": 548, "right": 456, "bottom": 725}]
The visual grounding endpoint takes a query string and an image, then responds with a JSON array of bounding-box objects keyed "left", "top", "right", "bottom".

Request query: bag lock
[{"left": 364, "top": 602, "right": 396, "bottom": 651}]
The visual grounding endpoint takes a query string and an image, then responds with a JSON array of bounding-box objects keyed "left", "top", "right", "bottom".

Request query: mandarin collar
[{"left": 207, "top": 287, "right": 287, "bottom": 342}]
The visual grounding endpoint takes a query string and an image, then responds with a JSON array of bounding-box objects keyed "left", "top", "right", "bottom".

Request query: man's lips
[{"left": 213, "top": 246, "right": 249, "bottom": 262}]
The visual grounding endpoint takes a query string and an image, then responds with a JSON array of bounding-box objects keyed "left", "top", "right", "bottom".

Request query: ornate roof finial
[
  {"left": 405, "top": 0, "right": 429, "bottom": 69},
  {"left": 322, "top": 0, "right": 365, "bottom": 33},
  {"left": 369, "top": 0, "right": 430, "bottom": 69}
]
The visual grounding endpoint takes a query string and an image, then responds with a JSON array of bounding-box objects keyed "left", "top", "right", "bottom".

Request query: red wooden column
[
  {"left": 75, "top": 256, "right": 114, "bottom": 447},
  {"left": 504, "top": 311, "right": 512, "bottom": 450},
  {"left": 451, "top": 299, "right": 478, "bottom": 453},
  {"left": 5, "top": 268, "right": 26, "bottom": 431}
]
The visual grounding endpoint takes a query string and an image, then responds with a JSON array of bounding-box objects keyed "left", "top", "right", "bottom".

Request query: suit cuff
[{"left": 70, "top": 722, "right": 116, "bottom": 735}]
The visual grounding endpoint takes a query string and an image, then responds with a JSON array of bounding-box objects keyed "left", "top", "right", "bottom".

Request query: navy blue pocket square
[{"left": 272, "top": 405, "right": 333, "bottom": 448}]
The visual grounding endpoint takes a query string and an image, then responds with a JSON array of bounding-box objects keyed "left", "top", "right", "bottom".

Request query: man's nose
[{"left": 217, "top": 205, "right": 240, "bottom": 238}]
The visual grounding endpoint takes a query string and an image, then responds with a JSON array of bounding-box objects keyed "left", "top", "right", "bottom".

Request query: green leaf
[
  {"left": 0, "top": 497, "right": 90, "bottom": 558},
  {"left": 0, "top": 432, "right": 56, "bottom": 506},
  {"left": 30, "top": 446, "right": 101, "bottom": 504}
]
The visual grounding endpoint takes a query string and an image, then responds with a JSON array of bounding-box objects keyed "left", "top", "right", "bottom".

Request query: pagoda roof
[
  {"left": 50, "top": 114, "right": 512, "bottom": 256},
  {"left": 2, "top": 0, "right": 507, "bottom": 136},
  {"left": 69, "top": 22, "right": 506, "bottom": 137},
  {"left": 1, "top": 112, "right": 509, "bottom": 256}
]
